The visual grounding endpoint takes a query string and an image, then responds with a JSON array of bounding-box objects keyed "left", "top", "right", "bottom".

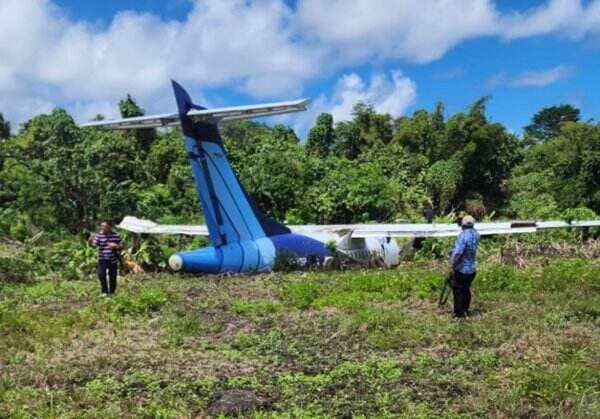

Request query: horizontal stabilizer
[
  {"left": 80, "top": 112, "right": 180, "bottom": 129},
  {"left": 79, "top": 98, "right": 311, "bottom": 129},
  {"left": 118, "top": 216, "right": 208, "bottom": 235}
]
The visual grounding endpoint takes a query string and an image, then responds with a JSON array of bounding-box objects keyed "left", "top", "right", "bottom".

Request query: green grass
[{"left": 1, "top": 257, "right": 599, "bottom": 417}]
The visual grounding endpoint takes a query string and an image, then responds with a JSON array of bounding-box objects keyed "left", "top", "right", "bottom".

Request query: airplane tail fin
[
  {"left": 170, "top": 81, "right": 290, "bottom": 247},
  {"left": 79, "top": 80, "right": 308, "bottom": 247}
]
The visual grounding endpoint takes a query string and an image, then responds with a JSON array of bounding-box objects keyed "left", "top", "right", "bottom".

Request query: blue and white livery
[
  {"left": 81, "top": 81, "right": 600, "bottom": 274},
  {"left": 83, "top": 81, "right": 335, "bottom": 273}
]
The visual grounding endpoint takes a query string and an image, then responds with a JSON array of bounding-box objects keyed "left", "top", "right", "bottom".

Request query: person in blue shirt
[{"left": 450, "top": 215, "right": 480, "bottom": 318}]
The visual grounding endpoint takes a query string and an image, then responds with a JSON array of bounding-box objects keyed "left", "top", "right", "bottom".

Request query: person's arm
[
  {"left": 108, "top": 233, "right": 123, "bottom": 250},
  {"left": 88, "top": 232, "right": 97, "bottom": 247},
  {"left": 452, "top": 252, "right": 464, "bottom": 271},
  {"left": 450, "top": 234, "right": 466, "bottom": 271}
]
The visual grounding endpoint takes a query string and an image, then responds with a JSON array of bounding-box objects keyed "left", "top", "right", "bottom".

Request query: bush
[
  {"left": 0, "top": 257, "right": 34, "bottom": 283},
  {"left": 111, "top": 288, "right": 170, "bottom": 315},
  {"left": 281, "top": 280, "right": 321, "bottom": 310},
  {"left": 415, "top": 237, "right": 449, "bottom": 260},
  {"left": 477, "top": 264, "right": 531, "bottom": 292},
  {"left": 561, "top": 207, "right": 598, "bottom": 222}
]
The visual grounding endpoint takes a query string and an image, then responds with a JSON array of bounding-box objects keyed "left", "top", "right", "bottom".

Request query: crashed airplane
[{"left": 80, "top": 81, "right": 600, "bottom": 274}]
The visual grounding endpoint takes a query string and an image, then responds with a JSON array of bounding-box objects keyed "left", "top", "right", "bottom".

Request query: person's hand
[{"left": 108, "top": 242, "right": 119, "bottom": 250}]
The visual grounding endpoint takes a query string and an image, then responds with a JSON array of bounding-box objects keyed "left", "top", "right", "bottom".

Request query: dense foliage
[{"left": 0, "top": 96, "right": 598, "bottom": 242}]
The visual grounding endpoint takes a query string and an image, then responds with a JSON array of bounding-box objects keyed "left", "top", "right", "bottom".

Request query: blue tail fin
[{"left": 171, "top": 80, "right": 289, "bottom": 247}]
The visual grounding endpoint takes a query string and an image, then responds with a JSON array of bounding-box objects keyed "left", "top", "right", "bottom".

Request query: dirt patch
[
  {"left": 3, "top": 320, "right": 258, "bottom": 391},
  {"left": 497, "top": 322, "right": 597, "bottom": 364},
  {"left": 210, "top": 389, "right": 269, "bottom": 416}
]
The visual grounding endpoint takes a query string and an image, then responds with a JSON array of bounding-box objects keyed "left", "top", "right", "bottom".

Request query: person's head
[
  {"left": 461, "top": 215, "right": 475, "bottom": 230},
  {"left": 99, "top": 221, "right": 112, "bottom": 234}
]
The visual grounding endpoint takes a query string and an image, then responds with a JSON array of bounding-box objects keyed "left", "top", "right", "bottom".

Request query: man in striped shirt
[{"left": 89, "top": 221, "right": 123, "bottom": 296}]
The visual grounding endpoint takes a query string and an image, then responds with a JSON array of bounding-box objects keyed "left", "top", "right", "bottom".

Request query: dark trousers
[
  {"left": 97, "top": 259, "right": 118, "bottom": 294},
  {"left": 451, "top": 271, "right": 476, "bottom": 317}
]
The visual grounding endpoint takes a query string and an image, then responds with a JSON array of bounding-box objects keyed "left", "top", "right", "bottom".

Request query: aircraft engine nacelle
[
  {"left": 364, "top": 237, "right": 400, "bottom": 267},
  {"left": 168, "top": 237, "right": 276, "bottom": 273},
  {"left": 337, "top": 235, "right": 401, "bottom": 267}
]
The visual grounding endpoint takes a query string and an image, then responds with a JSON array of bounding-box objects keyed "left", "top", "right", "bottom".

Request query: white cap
[{"left": 462, "top": 215, "right": 475, "bottom": 227}]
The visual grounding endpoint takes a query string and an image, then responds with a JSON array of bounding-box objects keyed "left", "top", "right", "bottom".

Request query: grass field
[{"left": 1, "top": 256, "right": 599, "bottom": 418}]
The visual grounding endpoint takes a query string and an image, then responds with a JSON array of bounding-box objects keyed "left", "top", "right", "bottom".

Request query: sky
[{"left": 1, "top": 0, "right": 600, "bottom": 138}]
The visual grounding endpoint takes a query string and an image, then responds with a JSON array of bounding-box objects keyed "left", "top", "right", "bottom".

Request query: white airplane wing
[
  {"left": 79, "top": 99, "right": 311, "bottom": 129},
  {"left": 117, "top": 216, "right": 600, "bottom": 239},
  {"left": 297, "top": 220, "right": 600, "bottom": 238}
]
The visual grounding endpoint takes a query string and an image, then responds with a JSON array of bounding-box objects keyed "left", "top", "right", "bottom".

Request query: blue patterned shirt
[{"left": 450, "top": 228, "right": 480, "bottom": 274}]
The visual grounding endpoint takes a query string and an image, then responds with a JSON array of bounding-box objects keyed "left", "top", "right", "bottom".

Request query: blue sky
[{"left": 1, "top": 0, "right": 600, "bottom": 137}]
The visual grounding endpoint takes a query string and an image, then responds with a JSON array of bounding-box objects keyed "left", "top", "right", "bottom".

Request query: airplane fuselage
[
  {"left": 85, "top": 80, "right": 456, "bottom": 275},
  {"left": 85, "top": 81, "right": 600, "bottom": 275},
  {"left": 168, "top": 232, "right": 331, "bottom": 273},
  {"left": 168, "top": 232, "right": 401, "bottom": 273}
]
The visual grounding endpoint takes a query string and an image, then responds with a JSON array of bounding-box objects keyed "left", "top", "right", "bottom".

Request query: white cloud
[
  {"left": 0, "top": 0, "right": 323, "bottom": 127},
  {"left": 297, "top": 0, "right": 499, "bottom": 64},
  {"left": 484, "top": 72, "right": 509, "bottom": 89},
  {"left": 298, "top": 0, "right": 600, "bottom": 65},
  {"left": 485, "top": 65, "right": 574, "bottom": 89},
  {"left": 1, "top": 0, "right": 600, "bottom": 129},
  {"left": 293, "top": 70, "right": 416, "bottom": 138},
  {"left": 500, "top": 0, "right": 600, "bottom": 39},
  {"left": 68, "top": 100, "right": 121, "bottom": 126},
  {"left": 511, "top": 65, "right": 574, "bottom": 87},
  {"left": 329, "top": 71, "right": 416, "bottom": 121}
]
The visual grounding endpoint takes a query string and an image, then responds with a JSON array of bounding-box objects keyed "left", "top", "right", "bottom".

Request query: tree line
[{"left": 0, "top": 96, "right": 598, "bottom": 241}]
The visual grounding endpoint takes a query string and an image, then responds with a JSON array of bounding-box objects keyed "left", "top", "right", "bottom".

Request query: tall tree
[
  {"left": 510, "top": 121, "right": 600, "bottom": 214},
  {"left": 443, "top": 97, "right": 522, "bottom": 208},
  {"left": 331, "top": 120, "right": 361, "bottom": 159},
  {"left": 331, "top": 103, "right": 393, "bottom": 159},
  {"left": 524, "top": 104, "right": 580, "bottom": 144},
  {"left": 353, "top": 102, "right": 393, "bottom": 146},
  {"left": 306, "top": 113, "right": 334, "bottom": 156},
  {"left": 394, "top": 108, "right": 443, "bottom": 163},
  {"left": 425, "top": 158, "right": 462, "bottom": 214},
  {"left": 118, "top": 94, "right": 156, "bottom": 152},
  {"left": 118, "top": 94, "right": 145, "bottom": 118},
  {"left": 0, "top": 113, "right": 10, "bottom": 139}
]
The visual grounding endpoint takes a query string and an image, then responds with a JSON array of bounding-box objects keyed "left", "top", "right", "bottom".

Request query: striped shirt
[{"left": 92, "top": 231, "right": 122, "bottom": 262}]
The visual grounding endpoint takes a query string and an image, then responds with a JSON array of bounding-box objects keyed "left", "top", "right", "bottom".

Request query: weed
[
  {"left": 110, "top": 288, "right": 171, "bottom": 316},
  {"left": 231, "top": 299, "right": 283, "bottom": 316},
  {"left": 280, "top": 279, "right": 321, "bottom": 309},
  {"left": 165, "top": 311, "right": 200, "bottom": 346}
]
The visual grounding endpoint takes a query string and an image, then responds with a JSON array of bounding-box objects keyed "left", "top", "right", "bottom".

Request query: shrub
[
  {"left": 0, "top": 257, "right": 34, "bottom": 283},
  {"left": 111, "top": 288, "right": 170, "bottom": 315},
  {"left": 477, "top": 264, "right": 531, "bottom": 292},
  {"left": 281, "top": 280, "right": 321, "bottom": 310}
]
